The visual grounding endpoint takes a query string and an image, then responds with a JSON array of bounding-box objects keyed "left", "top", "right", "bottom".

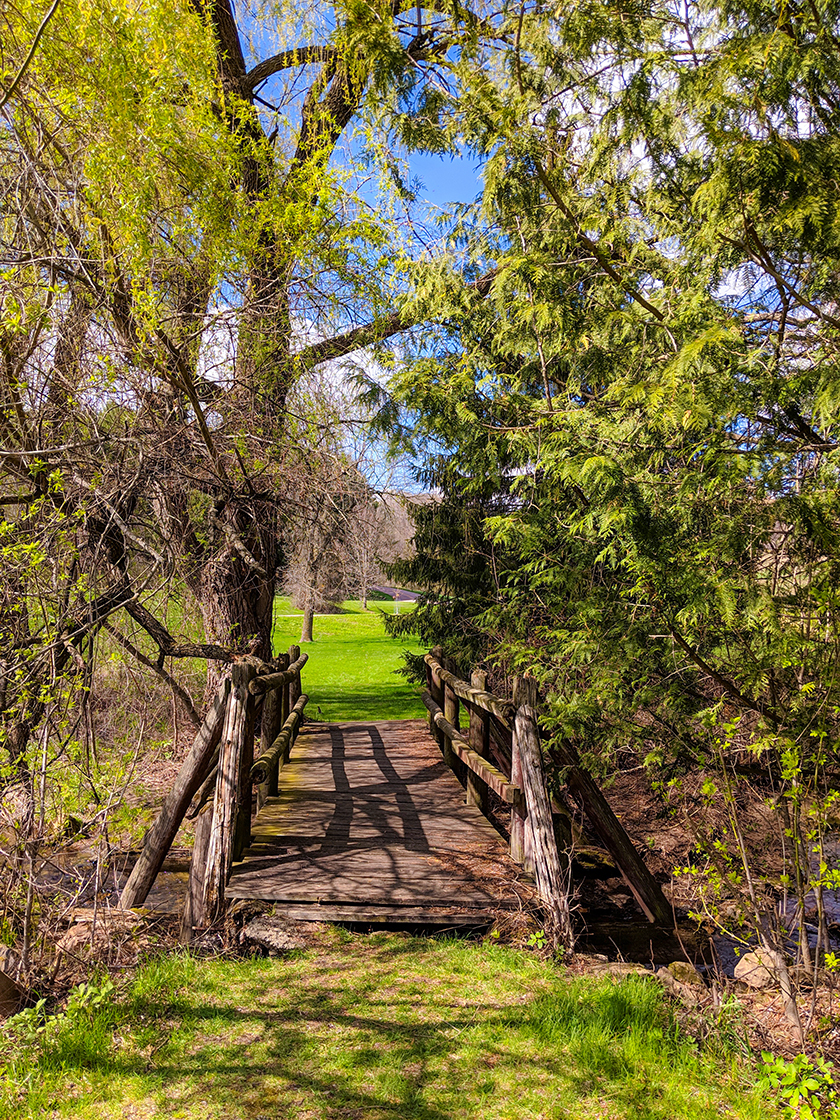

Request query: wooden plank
[
  {"left": 227, "top": 719, "right": 532, "bottom": 914},
  {"left": 269, "top": 905, "right": 496, "bottom": 925}
]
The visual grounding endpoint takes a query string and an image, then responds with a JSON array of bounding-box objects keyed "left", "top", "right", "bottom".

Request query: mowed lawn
[{"left": 271, "top": 597, "right": 424, "bottom": 722}]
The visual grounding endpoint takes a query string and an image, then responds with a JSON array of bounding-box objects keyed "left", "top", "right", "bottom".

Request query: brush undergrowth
[{"left": 1, "top": 931, "right": 775, "bottom": 1120}]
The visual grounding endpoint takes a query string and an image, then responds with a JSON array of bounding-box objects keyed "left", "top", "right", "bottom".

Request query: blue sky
[{"left": 408, "top": 151, "right": 482, "bottom": 208}]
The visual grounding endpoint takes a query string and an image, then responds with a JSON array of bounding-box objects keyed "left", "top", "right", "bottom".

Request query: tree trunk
[
  {"left": 198, "top": 498, "right": 278, "bottom": 692},
  {"left": 301, "top": 603, "right": 315, "bottom": 644}
]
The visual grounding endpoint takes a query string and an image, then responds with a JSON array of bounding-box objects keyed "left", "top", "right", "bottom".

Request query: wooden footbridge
[{"left": 119, "top": 646, "right": 672, "bottom": 951}]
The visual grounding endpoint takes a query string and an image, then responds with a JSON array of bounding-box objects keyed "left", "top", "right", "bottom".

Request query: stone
[
  {"left": 655, "top": 966, "right": 702, "bottom": 1006},
  {"left": 0, "top": 968, "right": 23, "bottom": 1017},
  {"left": 588, "top": 960, "right": 652, "bottom": 979},
  {"left": 667, "top": 960, "right": 704, "bottom": 986},
  {"left": 734, "top": 948, "right": 777, "bottom": 988},
  {"left": 242, "top": 915, "right": 306, "bottom": 953}
]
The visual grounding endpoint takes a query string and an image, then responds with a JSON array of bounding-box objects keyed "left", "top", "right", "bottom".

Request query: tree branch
[
  {"left": 293, "top": 270, "right": 497, "bottom": 368},
  {"left": 245, "top": 46, "right": 336, "bottom": 91},
  {"left": 101, "top": 621, "right": 200, "bottom": 725}
]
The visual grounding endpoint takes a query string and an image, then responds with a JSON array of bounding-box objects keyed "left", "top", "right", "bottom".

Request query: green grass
[
  {"left": 1, "top": 932, "right": 774, "bottom": 1120},
  {"left": 272, "top": 597, "right": 423, "bottom": 722}
]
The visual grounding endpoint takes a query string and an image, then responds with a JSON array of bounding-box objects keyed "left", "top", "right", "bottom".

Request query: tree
[
  {"left": 0, "top": 0, "right": 501, "bottom": 730},
  {"left": 378, "top": 0, "right": 840, "bottom": 1013}
]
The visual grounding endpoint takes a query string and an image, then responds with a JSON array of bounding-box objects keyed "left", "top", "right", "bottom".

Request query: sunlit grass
[
  {"left": 2, "top": 933, "right": 774, "bottom": 1120},
  {"left": 272, "top": 597, "right": 423, "bottom": 722}
]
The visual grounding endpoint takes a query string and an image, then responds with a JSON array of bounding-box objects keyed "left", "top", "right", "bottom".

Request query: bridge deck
[{"left": 227, "top": 719, "right": 531, "bottom": 919}]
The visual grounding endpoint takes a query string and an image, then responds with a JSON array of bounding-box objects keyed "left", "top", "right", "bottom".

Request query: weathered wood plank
[
  {"left": 226, "top": 720, "right": 533, "bottom": 915},
  {"left": 271, "top": 904, "right": 495, "bottom": 925}
]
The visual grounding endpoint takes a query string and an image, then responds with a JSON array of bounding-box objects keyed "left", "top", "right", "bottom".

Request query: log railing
[
  {"left": 118, "top": 645, "right": 309, "bottom": 941},
  {"left": 423, "top": 647, "right": 673, "bottom": 946}
]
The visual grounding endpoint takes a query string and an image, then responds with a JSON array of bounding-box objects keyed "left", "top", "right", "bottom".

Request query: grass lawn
[
  {"left": 272, "top": 598, "right": 423, "bottom": 722},
  {"left": 3, "top": 931, "right": 773, "bottom": 1120}
]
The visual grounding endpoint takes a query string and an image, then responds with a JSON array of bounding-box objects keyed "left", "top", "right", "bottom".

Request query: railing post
[
  {"left": 429, "top": 646, "right": 444, "bottom": 750},
  {"left": 512, "top": 676, "right": 574, "bottom": 953},
  {"left": 180, "top": 800, "right": 212, "bottom": 944},
  {"left": 258, "top": 660, "right": 282, "bottom": 811},
  {"left": 269, "top": 653, "right": 290, "bottom": 795},
  {"left": 467, "top": 668, "right": 490, "bottom": 812},
  {"left": 288, "top": 644, "right": 301, "bottom": 751},
  {"left": 234, "top": 666, "right": 257, "bottom": 861},
  {"left": 443, "top": 655, "right": 460, "bottom": 777},
  {"left": 510, "top": 676, "right": 535, "bottom": 868},
  {"left": 203, "top": 661, "right": 255, "bottom": 921}
]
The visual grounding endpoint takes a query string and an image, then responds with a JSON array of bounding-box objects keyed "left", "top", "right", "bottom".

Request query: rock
[
  {"left": 242, "top": 915, "right": 307, "bottom": 953},
  {"left": 667, "top": 960, "right": 704, "bottom": 986},
  {"left": 0, "top": 945, "right": 20, "bottom": 976},
  {"left": 0, "top": 968, "right": 23, "bottom": 1017},
  {"left": 588, "top": 961, "right": 652, "bottom": 979},
  {"left": 656, "top": 966, "right": 702, "bottom": 1006},
  {"left": 734, "top": 948, "right": 777, "bottom": 988}
]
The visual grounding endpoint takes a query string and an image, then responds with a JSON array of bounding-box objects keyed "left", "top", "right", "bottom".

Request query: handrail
[
  {"left": 422, "top": 691, "right": 523, "bottom": 808},
  {"left": 250, "top": 694, "right": 308, "bottom": 784},
  {"left": 424, "top": 646, "right": 675, "bottom": 936},
  {"left": 121, "top": 641, "right": 310, "bottom": 941},
  {"left": 423, "top": 653, "right": 514, "bottom": 728},
  {"left": 249, "top": 652, "right": 309, "bottom": 694}
]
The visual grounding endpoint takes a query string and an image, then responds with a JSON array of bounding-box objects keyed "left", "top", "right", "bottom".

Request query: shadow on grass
[
  {"left": 306, "top": 684, "right": 424, "bottom": 723},
  {"left": 30, "top": 948, "right": 766, "bottom": 1120}
]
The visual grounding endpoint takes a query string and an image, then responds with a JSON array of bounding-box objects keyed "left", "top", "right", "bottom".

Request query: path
[{"left": 227, "top": 719, "right": 531, "bottom": 921}]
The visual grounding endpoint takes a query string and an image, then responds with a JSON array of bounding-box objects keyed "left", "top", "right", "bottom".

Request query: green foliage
[
  {"left": 2, "top": 977, "right": 116, "bottom": 1064},
  {"left": 760, "top": 1053, "right": 839, "bottom": 1119},
  {"left": 376, "top": 0, "right": 840, "bottom": 960}
]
